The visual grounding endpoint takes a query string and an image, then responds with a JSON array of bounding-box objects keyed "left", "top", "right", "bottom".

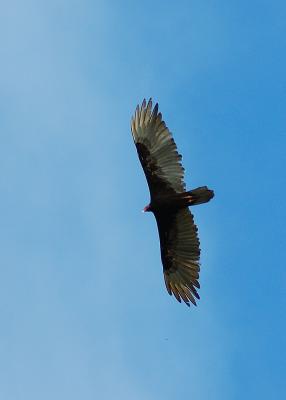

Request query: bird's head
[{"left": 143, "top": 204, "right": 152, "bottom": 212}]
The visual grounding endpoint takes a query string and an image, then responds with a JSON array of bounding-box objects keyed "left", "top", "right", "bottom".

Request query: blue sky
[{"left": 0, "top": 1, "right": 285, "bottom": 399}]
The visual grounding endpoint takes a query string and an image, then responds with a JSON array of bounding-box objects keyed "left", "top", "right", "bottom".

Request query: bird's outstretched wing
[
  {"left": 131, "top": 99, "right": 186, "bottom": 200},
  {"left": 154, "top": 208, "right": 201, "bottom": 306}
]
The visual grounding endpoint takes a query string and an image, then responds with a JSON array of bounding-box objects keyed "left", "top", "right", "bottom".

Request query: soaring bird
[{"left": 131, "top": 99, "right": 214, "bottom": 307}]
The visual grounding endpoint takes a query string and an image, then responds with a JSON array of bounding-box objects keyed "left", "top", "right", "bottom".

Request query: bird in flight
[{"left": 131, "top": 99, "right": 214, "bottom": 307}]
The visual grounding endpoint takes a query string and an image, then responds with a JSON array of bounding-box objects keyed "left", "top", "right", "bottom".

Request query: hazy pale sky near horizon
[{"left": 0, "top": 1, "right": 285, "bottom": 399}]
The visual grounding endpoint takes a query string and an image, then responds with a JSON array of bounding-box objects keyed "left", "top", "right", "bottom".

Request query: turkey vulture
[{"left": 131, "top": 99, "right": 214, "bottom": 307}]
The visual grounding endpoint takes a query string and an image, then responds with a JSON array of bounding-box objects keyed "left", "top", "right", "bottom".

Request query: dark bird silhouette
[{"left": 131, "top": 99, "right": 214, "bottom": 307}]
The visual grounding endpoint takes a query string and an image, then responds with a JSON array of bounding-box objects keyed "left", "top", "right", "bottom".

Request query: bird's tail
[{"left": 187, "top": 186, "right": 214, "bottom": 206}]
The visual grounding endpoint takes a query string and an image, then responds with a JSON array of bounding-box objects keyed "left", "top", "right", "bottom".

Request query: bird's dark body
[
  {"left": 136, "top": 142, "right": 214, "bottom": 211},
  {"left": 131, "top": 99, "right": 214, "bottom": 306},
  {"left": 146, "top": 195, "right": 191, "bottom": 213}
]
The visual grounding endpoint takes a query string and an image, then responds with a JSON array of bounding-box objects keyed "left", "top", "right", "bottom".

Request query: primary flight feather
[{"left": 131, "top": 99, "right": 214, "bottom": 307}]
